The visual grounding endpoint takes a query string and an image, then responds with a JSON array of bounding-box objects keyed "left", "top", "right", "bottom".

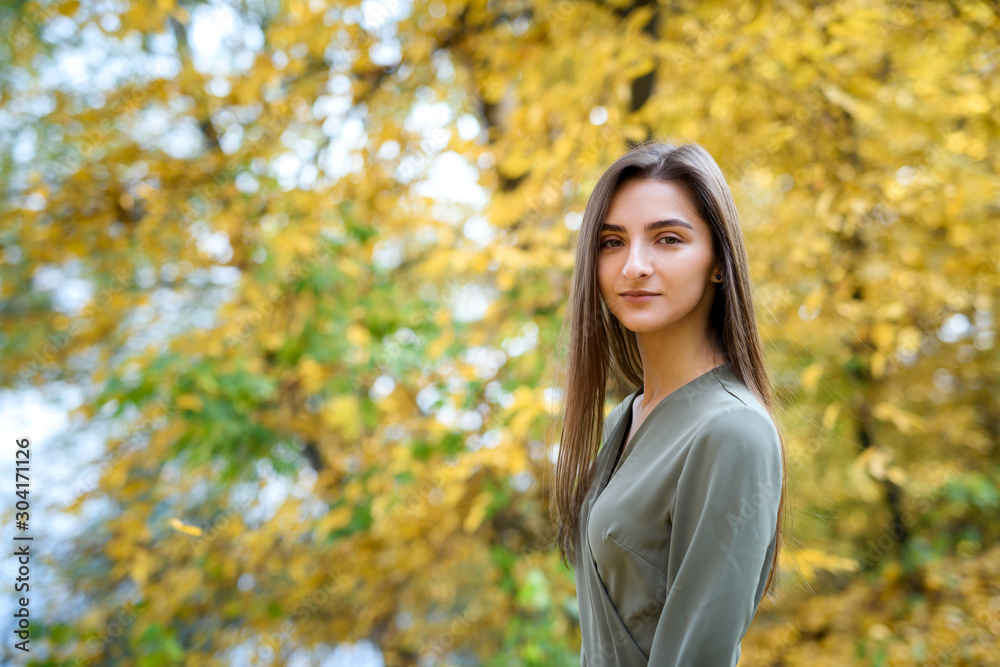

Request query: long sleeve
[{"left": 645, "top": 406, "right": 782, "bottom": 666}]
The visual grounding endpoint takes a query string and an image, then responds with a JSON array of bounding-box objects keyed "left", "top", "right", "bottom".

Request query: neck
[{"left": 634, "top": 327, "right": 723, "bottom": 409}]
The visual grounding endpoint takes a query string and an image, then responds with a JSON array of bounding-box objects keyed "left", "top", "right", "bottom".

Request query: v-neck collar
[{"left": 601, "top": 362, "right": 732, "bottom": 494}]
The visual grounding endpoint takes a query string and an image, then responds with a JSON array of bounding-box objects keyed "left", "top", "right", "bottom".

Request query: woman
[{"left": 547, "top": 139, "right": 789, "bottom": 666}]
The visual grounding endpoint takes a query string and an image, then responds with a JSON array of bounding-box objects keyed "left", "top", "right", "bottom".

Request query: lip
[{"left": 620, "top": 291, "right": 659, "bottom": 303}]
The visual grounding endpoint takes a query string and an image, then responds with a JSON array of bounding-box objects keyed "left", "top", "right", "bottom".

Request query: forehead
[{"left": 604, "top": 179, "right": 707, "bottom": 231}]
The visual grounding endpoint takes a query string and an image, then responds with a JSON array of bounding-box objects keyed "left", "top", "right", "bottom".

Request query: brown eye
[
  {"left": 601, "top": 238, "right": 622, "bottom": 248},
  {"left": 659, "top": 236, "right": 680, "bottom": 245}
]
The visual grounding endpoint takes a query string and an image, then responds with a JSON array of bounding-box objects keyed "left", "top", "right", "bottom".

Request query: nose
[{"left": 622, "top": 242, "right": 652, "bottom": 280}]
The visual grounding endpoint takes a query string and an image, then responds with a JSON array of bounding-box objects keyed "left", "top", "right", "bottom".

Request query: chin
[{"left": 614, "top": 313, "right": 672, "bottom": 333}]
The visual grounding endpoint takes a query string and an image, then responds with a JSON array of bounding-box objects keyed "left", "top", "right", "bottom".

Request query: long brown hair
[{"left": 544, "top": 138, "right": 788, "bottom": 602}]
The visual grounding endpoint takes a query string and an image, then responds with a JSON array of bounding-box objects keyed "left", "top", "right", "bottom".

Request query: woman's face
[{"left": 597, "top": 178, "right": 720, "bottom": 334}]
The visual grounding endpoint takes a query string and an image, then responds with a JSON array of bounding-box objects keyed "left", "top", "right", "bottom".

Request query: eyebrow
[{"left": 600, "top": 218, "right": 695, "bottom": 233}]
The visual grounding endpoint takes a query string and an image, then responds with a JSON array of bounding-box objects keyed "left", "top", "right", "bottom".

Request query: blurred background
[{"left": 1, "top": 0, "right": 998, "bottom": 665}]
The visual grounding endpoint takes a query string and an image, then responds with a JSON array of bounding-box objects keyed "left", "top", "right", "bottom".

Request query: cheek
[{"left": 656, "top": 252, "right": 709, "bottom": 283}]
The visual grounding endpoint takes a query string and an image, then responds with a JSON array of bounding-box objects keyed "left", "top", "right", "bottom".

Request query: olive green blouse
[{"left": 574, "top": 362, "right": 782, "bottom": 666}]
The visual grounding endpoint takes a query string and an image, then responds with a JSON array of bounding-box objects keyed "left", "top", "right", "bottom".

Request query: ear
[{"left": 711, "top": 262, "right": 723, "bottom": 283}]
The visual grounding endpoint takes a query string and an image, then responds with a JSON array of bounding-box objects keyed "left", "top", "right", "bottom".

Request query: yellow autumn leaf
[
  {"left": 346, "top": 323, "right": 371, "bottom": 347},
  {"left": 800, "top": 362, "right": 823, "bottom": 396},
  {"left": 321, "top": 505, "right": 353, "bottom": 533},
  {"left": 870, "top": 322, "right": 894, "bottom": 350},
  {"left": 168, "top": 517, "right": 203, "bottom": 537},
  {"left": 822, "top": 402, "right": 840, "bottom": 431},
  {"left": 322, "top": 395, "right": 362, "bottom": 440},
  {"left": 803, "top": 286, "right": 824, "bottom": 313},
  {"left": 57, "top": 0, "right": 81, "bottom": 17},
  {"left": 343, "top": 480, "right": 363, "bottom": 502},
  {"left": 873, "top": 402, "right": 927, "bottom": 434},
  {"left": 870, "top": 351, "right": 886, "bottom": 379},
  {"left": 463, "top": 492, "right": 492, "bottom": 534},
  {"left": 296, "top": 356, "right": 325, "bottom": 395},
  {"left": 129, "top": 547, "right": 153, "bottom": 587},
  {"left": 850, "top": 448, "right": 884, "bottom": 503},
  {"left": 885, "top": 465, "right": 907, "bottom": 487},
  {"left": 897, "top": 326, "right": 922, "bottom": 354},
  {"left": 784, "top": 547, "right": 859, "bottom": 582},
  {"left": 175, "top": 394, "right": 203, "bottom": 412},
  {"left": 497, "top": 269, "right": 515, "bottom": 291},
  {"left": 370, "top": 494, "right": 392, "bottom": 522}
]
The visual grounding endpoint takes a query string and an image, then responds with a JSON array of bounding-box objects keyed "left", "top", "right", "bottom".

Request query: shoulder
[{"left": 691, "top": 403, "right": 782, "bottom": 469}]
